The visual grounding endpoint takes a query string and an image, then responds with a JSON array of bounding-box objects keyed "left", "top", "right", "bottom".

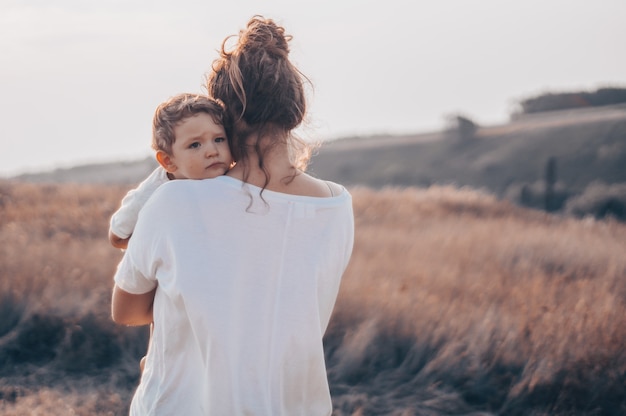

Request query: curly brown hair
[
  {"left": 152, "top": 93, "right": 229, "bottom": 155},
  {"left": 206, "top": 16, "right": 313, "bottom": 186}
]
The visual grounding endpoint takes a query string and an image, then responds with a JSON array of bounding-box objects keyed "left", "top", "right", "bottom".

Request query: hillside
[
  {"left": 12, "top": 104, "right": 626, "bottom": 218},
  {"left": 2, "top": 181, "right": 626, "bottom": 415},
  {"left": 309, "top": 104, "right": 626, "bottom": 193},
  {"left": 308, "top": 104, "right": 626, "bottom": 219}
]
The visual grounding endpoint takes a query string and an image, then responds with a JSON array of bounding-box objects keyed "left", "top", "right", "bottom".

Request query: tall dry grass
[
  {"left": 0, "top": 181, "right": 143, "bottom": 415},
  {"left": 1, "top": 180, "right": 625, "bottom": 415},
  {"left": 328, "top": 186, "right": 626, "bottom": 415}
]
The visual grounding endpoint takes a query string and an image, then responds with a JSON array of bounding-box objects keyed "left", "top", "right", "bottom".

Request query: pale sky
[{"left": 1, "top": 0, "right": 625, "bottom": 176}]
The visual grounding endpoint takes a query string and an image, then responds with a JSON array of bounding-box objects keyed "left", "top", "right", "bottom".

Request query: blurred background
[{"left": 2, "top": 2, "right": 626, "bottom": 415}]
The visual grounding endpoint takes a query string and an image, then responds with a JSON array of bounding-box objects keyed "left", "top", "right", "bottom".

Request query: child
[
  {"left": 109, "top": 93, "right": 233, "bottom": 372},
  {"left": 109, "top": 93, "right": 233, "bottom": 249}
]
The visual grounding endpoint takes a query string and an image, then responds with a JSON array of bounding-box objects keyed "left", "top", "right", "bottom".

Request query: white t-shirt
[
  {"left": 114, "top": 175, "right": 354, "bottom": 416},
  {"left": 109, "top": 167, "right": 170, "bottom": 239}
]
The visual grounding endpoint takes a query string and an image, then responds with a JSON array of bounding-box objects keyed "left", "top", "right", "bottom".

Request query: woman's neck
[
  {"left": 227, "top": 136, "right": 299, "bottom": 189},
  {"left": 226, "top": 131, "right": 337, "bottom": 198}
]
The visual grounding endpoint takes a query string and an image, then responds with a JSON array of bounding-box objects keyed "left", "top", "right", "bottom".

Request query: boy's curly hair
[{"left": 152, "top": 93, "right": 230, "bottom": 155}]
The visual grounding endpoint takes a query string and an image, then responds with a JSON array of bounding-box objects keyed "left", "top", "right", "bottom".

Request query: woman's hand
[{"left": 109, "top": 230, "right": 130, "bottom": 250}]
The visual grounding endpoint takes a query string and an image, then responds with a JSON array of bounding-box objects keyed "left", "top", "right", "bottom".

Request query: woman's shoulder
[
  {"left": 284, "top": 173, "right": 348, "bottom": 199},
  {"left": 151, "top": 179, "right": 194, "bottom": 199},
  {"left": 147, "top": 178, "right": 225, "bottom": 207},
  {"left": 324, "top": 180, "right": 345, "bottom": 198}
]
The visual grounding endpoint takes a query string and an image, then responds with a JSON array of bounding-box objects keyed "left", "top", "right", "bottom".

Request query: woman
[{"left": 112, "top": 16, "right": 354, "bottom": 415}]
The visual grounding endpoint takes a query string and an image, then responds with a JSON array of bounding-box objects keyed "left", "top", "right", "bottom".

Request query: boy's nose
[{"left": 205, "top": 144, "right": 218, "bottom": 157}]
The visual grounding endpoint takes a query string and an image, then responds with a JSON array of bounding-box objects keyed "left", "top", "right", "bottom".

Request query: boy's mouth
[{"left": 206, "top": 162, "right": 226, "bottom": 170}]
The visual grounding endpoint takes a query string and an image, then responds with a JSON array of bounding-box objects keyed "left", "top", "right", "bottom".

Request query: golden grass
[
  {"left": 1, "top": 180, "right": 625, "bottom": 415},
  {"left": 0, "top": 182, "right": 124, "bottom": 316},
  {"left": 329, "top": 186, "right": 626, "bottom": 415},
  {"left": 0, "top": 386, "right": 124, "bottom": 416}
]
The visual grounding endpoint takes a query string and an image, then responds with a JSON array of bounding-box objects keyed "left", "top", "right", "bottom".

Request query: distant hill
[
  {"left": 10, "top": 104, "right": 626, "bottom": 219},
  {"left": 13, "top": 157, "right": 159, "bottom": 185},
  {"left": 308, "top": 104, "right": 626, "bottom": 219},
  {"left": 309, "top": 104, "right": 626, "bottom": 191}
]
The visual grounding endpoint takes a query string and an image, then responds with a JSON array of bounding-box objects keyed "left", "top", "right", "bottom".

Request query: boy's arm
[{"left": 109, "top": 167, "right": 169, "bottom": 248}]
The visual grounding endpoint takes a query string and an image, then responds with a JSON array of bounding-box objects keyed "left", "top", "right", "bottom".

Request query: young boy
[
  {"left": 109, "top": 93, "right": 233, "bottom": 249},
  {"left": 109, "top": 93, "right": 233, "bottom": 372}
]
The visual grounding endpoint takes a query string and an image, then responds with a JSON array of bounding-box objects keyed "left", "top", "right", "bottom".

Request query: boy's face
[{"left": 161, "top": 113, "right": 233, "bottom": 180}]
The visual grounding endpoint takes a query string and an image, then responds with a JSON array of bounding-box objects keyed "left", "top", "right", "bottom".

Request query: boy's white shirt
[{"left": 109, "top": 167, "right": 169, "bottom": 239}]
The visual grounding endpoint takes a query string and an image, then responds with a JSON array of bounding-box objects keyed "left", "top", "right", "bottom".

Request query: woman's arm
[
  {"left": 111, "top": 285, "right": 156, "bottom": 326},
  {"left": 109, "top": 230, "right": 130, "bottom": 250}
]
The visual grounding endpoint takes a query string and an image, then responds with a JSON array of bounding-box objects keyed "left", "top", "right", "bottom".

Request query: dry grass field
[{"left": 1, "top": 180, "right": 625, "bottom": 415}]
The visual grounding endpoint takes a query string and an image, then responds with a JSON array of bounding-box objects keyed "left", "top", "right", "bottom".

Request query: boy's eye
[
  {"left": 215, "top": 137, "right": 226, "bottom": 143},
  {"left": 189, "top": 142, "right": 201, "bottom": 149}
]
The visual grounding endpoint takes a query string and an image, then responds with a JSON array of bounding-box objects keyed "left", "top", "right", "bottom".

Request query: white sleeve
[
  {"left": 113, "top": 181, "right": 176, "bottom": 295},
  {"left": 109, "top": 167, "right": 169, "bottom": 239},
  {"left": 113, "top": 250, "right": 157, "bottom": 294}
]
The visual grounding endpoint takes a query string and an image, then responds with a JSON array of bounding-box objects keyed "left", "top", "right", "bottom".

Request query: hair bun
[
  {"left": 238, "top": 16, "right": 291, "bottom": 58},
  {"left": 207, "top": 14, "right": 308, "bottom": 150}
]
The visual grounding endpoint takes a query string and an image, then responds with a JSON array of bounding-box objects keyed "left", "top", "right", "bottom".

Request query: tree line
[{"left": 515, "top": 86, "right": 626, "bottom": 115}]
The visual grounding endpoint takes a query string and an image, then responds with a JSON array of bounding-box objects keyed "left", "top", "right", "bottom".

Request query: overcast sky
[{"left": 1, "top": 0, "right": 625, "bottom": 176}]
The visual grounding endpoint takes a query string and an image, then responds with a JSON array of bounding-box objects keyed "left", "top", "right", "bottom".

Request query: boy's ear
[{"left": 156, "top": 150, "right": 177, "bottom": 173}]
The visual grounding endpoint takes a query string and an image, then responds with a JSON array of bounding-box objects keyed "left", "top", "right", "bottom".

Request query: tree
[{"left": 444, "top": 113, "right": 478, "bottom": 142}]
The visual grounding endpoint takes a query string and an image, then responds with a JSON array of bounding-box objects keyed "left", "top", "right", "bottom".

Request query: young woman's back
[{"left": 117, "top": 177, "right": 353, "bottom": 415}]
